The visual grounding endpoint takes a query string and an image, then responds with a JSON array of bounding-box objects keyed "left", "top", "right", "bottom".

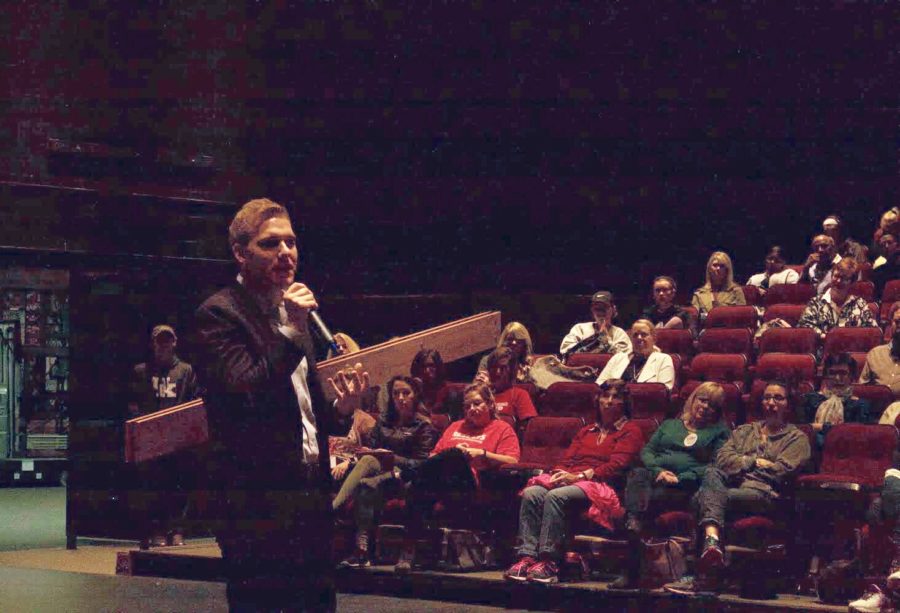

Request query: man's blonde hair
[{"left": 228, "top": 198, "right": 289, "bottom": 247}]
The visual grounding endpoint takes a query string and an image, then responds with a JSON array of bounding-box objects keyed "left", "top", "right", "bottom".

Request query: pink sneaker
[{"left": 504, "top": 556, "right": 537, "bottom": 583}]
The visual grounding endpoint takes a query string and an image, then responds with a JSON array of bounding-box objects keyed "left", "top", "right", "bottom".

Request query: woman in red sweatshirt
[{"left": 504, "top": 379, "right": 644, "bottom": 585}]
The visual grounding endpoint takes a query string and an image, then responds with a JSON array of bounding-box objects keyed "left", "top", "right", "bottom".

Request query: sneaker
[
  {"left": 608, "top": 573, "right": 640, "bottom": 591},
  {"left": 394, "top": 547, "right": 415, "bottom": 575},
  {"left": 504, "top": 556, "right": 537, "bottom": 583},
  {"left": 663, "top": 575, "right": 719, "bottom": 596},
  {"left": 167, "top": 532, "right": 185, "bottom": 547},
  {"left": 339, "top": 551, "right": 371, "bottom": 569},
  {"left": 849, "top": 585, "right": 895, "bottom": 613},
  {"left": 527, "top": 560, "right": 560, "bottom": 585},
  {"left": 887, "top": 567, "right": 900, "bottom": 593},
  {"left": 697, "top": 535, "right": 724, "bottom": 574}
]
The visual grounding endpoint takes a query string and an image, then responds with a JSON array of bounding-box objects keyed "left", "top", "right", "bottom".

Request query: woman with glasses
[
  {"left": 798, "top": 258, "right": 878, "bottom": 341},
  {"left": 664, "top": 381, "right": 811, "bottom": 595}
]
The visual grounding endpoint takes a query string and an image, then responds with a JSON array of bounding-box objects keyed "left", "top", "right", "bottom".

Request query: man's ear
[{"left": 232, "top": 242, "right": 246, "bottom": 265}]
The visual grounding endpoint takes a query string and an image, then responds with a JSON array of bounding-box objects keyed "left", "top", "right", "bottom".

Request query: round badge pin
[{"left": 683, "top": 432, "right": 698, "bottom": 447}]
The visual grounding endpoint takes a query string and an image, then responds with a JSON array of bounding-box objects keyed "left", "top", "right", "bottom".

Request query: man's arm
[{"left": 195, "top": 303, "right": 304, "bottom": 394}]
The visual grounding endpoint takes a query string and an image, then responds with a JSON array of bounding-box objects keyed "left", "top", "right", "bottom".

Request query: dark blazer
[{"left": 195, "top": 282, "right": 347, "bottom": 492}]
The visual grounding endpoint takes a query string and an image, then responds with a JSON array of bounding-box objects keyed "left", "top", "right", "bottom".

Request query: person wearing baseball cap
[
  {"left": 126, "top": 323, "right": 201, "bottom": 550},
  {"left": 559, "top": 291, "right": 632, "bottom": 361}
]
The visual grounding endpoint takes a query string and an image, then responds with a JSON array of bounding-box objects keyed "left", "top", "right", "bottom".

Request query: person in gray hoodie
[{"left": 665, "top": 380, "right": 811, "bottom": 595}]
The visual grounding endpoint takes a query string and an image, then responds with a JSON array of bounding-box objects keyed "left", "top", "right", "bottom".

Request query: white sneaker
[
  {"left": 887, "top": 567, "right": 900, "bottom": 592},
  {"left": 849, "top": 585, "right": 894, "bottom": 613}
]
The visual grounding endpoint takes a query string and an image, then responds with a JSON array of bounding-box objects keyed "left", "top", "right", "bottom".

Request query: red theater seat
[
  {"left": 687, "top": 353, "right": 748, "bottom": 388},
  {"left": 705, "top": 306, "right": 758, "bottom": 330},
  {"left": 798, "top": 424, "right": 898, "bottom": 491},
  {"left": 697, "top": 328, "right": 753, "bottom": 356},
  {"left": 757, "top": 327, "right": 819, "bottom": 356},
  {"left": 501, "top": 416, "right": 585, "bottom": 473},
  {"left": 764, "top": 284, "right": 816, "bottom": 307},
  {"left": 763, "top": 304, "right": 807, "bottom": 327},
  {"left": 849, "top": 281, "right": 876, "bottom": 302},
  {"left": 539, "top": 382, "right": 597, "bottom": 420},
  {"left": 753, "top": 353, "right": 817, "bottom": 384},
  {"left": 566, "top": 353, "right": 612, "bottom": 371},
  {"left": 655, "top": 329, "right": 694, "bottom": 361},
  {"left": 823, "top": 327, "right": 884, "bottom": 361},
  {"left": 882, "top": 280, "right": 900, "bottom": 306},
  {"left": 741, "top": 285, "right": 762, "bottom": 307},
  {"left": 851, "top": 384, "right": 896, "bottom": 421},
  {"left": 626, "top": 383, "right": 671, "bottom": 422}
]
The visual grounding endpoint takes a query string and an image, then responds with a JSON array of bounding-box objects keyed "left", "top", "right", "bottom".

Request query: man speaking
[{"left": 195, "top": 198, "right": 366, "bottom": 611}]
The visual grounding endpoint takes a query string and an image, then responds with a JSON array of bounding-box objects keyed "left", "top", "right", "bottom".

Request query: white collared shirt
[{"left": 238, "top": 274, "right": 319, "bottom": 464}]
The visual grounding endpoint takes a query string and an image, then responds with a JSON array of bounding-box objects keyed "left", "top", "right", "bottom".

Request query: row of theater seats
[
  {"left": 374, "top": 413, "right": 900, "bottom": 592},
  {"left": 741, "top": 278, "right": 899, "bottom": 310}
]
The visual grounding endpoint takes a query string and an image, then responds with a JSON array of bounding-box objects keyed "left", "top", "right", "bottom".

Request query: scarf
[{"left": 813, "top": 387, "right": 852, "bottom": 426}]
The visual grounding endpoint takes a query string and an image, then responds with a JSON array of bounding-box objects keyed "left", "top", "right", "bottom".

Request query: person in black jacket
[
  {"left": 195, "top": 198, "right": 367, "bottom": 612},
  {"left": 333, "top": 375, "right": 437, "bottom": 568}
]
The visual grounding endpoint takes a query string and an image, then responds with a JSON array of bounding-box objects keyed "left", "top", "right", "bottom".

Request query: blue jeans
[{"left": 516, "top": 485, "right": 589, "bottom": 561}]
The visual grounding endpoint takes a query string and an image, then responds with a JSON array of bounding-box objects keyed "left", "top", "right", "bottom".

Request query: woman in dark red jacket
[{"left": 504, "top": 379, "right": 644, "bottom": 585}]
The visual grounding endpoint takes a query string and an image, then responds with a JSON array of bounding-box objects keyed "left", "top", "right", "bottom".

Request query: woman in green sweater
[{"left": 612, "top": 382, "right": 731, "bottom": 589}]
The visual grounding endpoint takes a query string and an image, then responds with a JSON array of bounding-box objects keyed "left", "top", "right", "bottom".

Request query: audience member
[
  {"left": 872, "top": 232, "right": 899, "bottom": 298},
  {"left": 691, "top": 251, "right": 746, "bottom": 323},
  {"left": 641, "top": 276, "right": 690, "bottom": 329},
  {"left": 873, "top": 207, "right": 900, "bottom": 251},
  {"left": 800, "top": 235, "right": 841, "bottom": 295},
  {"left": 333, "top": 375, "right": 436, "bottom": 568},
  {"left": 394, "top": 382, "right": 519, "bottom": 574},
  {"left": 326, "top": 332, "right": 360, "bottom": 359},
  {"left": 503, "top": 379, "right": 643, "bottom": 585},
  {"left": 476, "top": 346, "right": 538, "bottom": 426},
  {"left": 613, "top": 382, "right": 731, "bottom": 589},
  {"left": 477, "top": 322, "right": 534, "bottom": 383},
  {"left": 595, "top": 319, "right": 676, "bottom": 390},
  {"left": 560, "top": 291, "right": 632, "bottom": 360},
  {"left": 410, "top": 349, "right": 450, "bottom": 415},
  {"left": 794, "top": 356, "right": 872, "bottom": 595},
  {"left": 859, "top": 303, "right": 900, "bottom": 398},
  {"left": 822, "top": 214, "right": 867, "bottom": 264},
  {"left": 800, "top": 353, "right": 872, "bottom": 449},
  {"left": 127, "top": 324, "right": 201, "bottom": 549},
  {"left": 797, "top": 258, "right": 878, "bottom": 340},
  {"left": 746, "top": 246, "right": 800, "bottom": 294},
  {"left": 664, "top": 381, "right": 811, "bottom": 595}
]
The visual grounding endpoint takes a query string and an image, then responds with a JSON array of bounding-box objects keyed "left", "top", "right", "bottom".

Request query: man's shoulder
[
  {"left": 867, "top": 343, "right": 891, "bottom": 358},
  {"left": 198, "top": 285, "right": 241, "bottom": 312}
]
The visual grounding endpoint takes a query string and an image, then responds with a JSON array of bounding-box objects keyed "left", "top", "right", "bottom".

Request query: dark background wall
[{"left": 1, "top": 1, "right": 896, "bottom": 412}]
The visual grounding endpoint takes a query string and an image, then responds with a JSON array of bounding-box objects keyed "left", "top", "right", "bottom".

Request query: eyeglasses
[{"left": 762, "top": 394, "right": 787, "bottom": 402}]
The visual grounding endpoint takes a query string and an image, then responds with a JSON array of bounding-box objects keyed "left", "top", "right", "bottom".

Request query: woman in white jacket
[{"left": 595, "top": 319, "right": 675, "bottom": 390}]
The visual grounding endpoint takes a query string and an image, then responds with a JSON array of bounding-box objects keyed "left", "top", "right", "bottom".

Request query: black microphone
[{"left": 309, "top": 310, "right": 341, "bottom": 356}]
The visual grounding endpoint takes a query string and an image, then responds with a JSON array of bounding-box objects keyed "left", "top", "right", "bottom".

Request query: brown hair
[
  {"left": 595, "top": 378, "right": 632, "bottom": 419},
  {"left": 463, "top": 382, "right": 497, "bottom": 419},
  {"left": 228, "top": 198, "right": 290, "bottom": 247},
  {"left": 832, "top": 257, "right": 859, "bottom": 279}
]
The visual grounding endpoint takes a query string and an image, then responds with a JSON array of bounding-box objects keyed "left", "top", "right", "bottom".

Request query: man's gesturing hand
[
  {"left": 328, "top": 363, "right": 370, "bottom": 416},
  {"left": 283, "top": 283, "right": 318, "bottom": 330}
]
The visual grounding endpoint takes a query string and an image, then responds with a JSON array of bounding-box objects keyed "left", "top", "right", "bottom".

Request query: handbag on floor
[
  {"left": 437, "top": 528, "right": 495, "bottom": 572},
  {"left": 640, "top": 538, "right": 687, "bottom": 588}
]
